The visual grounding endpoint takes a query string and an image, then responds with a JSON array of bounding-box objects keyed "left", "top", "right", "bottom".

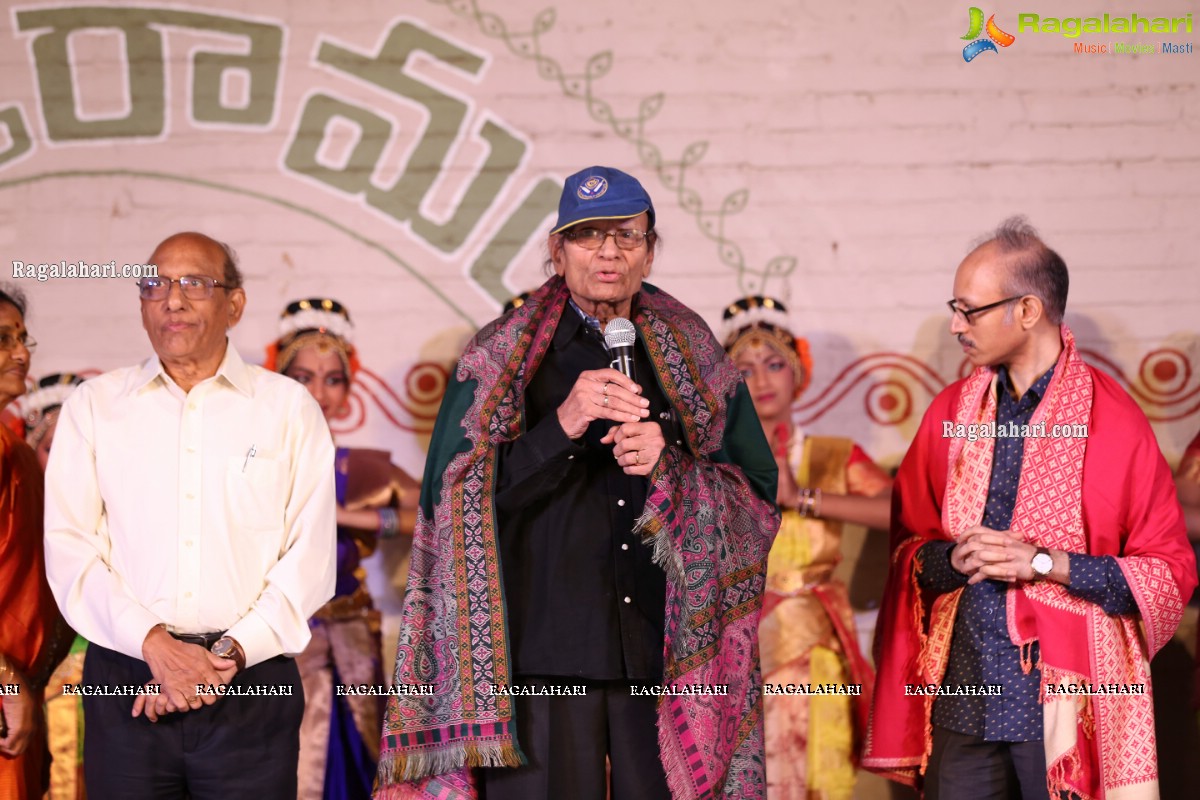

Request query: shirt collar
[
  {"left": 128, "top": 340, "right": 254, "bottom": 397},
  {"left": 996, "top": 364, "right": 1055, "bottom": 404},
  {"left": 567, "top": 298, "right": 603, "bottom": 333},
  {"left": 553, "top": 298, "right": 587, "bottom": 349},
  {"left": 216, "top": 344, "right": 254, "bottom": 396},
  {"left": 557, "top": 296, "right": 642, "bottom": 350}
]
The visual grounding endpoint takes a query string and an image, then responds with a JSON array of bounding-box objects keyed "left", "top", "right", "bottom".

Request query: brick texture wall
[{"left": 3, "top": 3, "right": 1196, "bottom": 793}]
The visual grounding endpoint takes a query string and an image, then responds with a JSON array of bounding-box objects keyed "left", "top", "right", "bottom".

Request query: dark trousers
[
  {"left": 479, "top": 678, "right": 670, "bottom": 800},
  {"left": 926, "top": 727, "right": 1048, "bottom": 800},
  {"left": 81, "top": 642, "right": 304, "bottom": 800}
]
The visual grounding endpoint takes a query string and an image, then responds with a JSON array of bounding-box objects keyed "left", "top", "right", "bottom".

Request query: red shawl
[{"left": 864, "top": 326, "right": 1196, "bottom": 798}]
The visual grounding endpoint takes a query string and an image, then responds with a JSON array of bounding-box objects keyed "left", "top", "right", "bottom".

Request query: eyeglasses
[
  {"left": 946, "top": 295, "right": 1023, "bottom": 324},
  {"left": 138, "top": 275, "right": 229, "bottom": 301},
  {"left": 0, "top": 332, "right": 36, "bottom": 353},
  {"left": 564, "top": 228, "right": 651, "bottom": 250}
]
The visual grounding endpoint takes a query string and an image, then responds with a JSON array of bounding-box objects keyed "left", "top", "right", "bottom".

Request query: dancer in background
[
  {"left": 0, "top": 287, "right": 71, "bottom": 800},
  {"left": 502, "top": 290, "right": 533, "bottom": 314},
  {"left": 19, "top": 373, "right": 86, "bottom": 800},
  {"left": 723, "top": 296, "right": 890, "bottom": 800},
  {"left": 22, "top": 373, "right": 84, "bottom": 470},
  {"left": 266, "top": 298, "right": 418, "bottom": 800}
]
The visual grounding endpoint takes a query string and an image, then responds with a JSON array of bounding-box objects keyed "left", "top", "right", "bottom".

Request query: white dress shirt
[{"left": 44, "top": 343, "right": 336, "bottom": 668}]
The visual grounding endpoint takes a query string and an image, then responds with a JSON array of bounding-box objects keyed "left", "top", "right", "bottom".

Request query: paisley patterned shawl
[
  {"left": 375, "top": 275, "right": 780, "bottom": 799},
  {"left": 865, "top": 325, "right": 1194, "bottom": 797}
]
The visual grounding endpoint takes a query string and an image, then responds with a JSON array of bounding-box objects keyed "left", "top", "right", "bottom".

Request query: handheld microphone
[{"left": 603, "top": 317, "right": 637, "bottom": 384}]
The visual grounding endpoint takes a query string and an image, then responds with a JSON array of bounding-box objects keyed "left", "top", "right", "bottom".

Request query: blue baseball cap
[{"left": 550, "top": 166, "right": 655, "bottom": 235}]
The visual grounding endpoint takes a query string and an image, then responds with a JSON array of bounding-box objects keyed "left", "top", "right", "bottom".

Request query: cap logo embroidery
[{"left": 576, "top": 176, "right": 608, "bottom": 200}]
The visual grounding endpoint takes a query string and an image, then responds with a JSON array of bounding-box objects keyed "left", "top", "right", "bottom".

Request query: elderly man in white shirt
[{"left": 44, "top": 232, "right": 336, "bottom": 799}]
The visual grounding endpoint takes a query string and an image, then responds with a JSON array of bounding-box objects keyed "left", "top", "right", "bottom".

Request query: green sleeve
[
  {"left": 418, "top": 371, "right": 478, "bottom": 519},
  {"left": 707, "top": 382, "right": 778, "bottom": 507}
]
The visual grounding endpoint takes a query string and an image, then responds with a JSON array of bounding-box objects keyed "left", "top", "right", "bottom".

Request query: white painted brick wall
[{"left": 1, "top": 0, "right": 1196, "bottom": 461}]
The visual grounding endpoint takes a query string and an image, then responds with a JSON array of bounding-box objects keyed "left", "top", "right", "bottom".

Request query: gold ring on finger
[
  {"left": 635, "top": 450, "right": 642, "bottom": 465},
  {"left": 602, "top": 395, "right": 609, "bottom": 407},
  {"left": 603, "top": 382, "right": 609, "bottom": 396}
]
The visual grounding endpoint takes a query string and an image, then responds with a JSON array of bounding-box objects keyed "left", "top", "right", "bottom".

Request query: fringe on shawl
[
  {"left": 634, "top": 508, "right": 686, "bottom": 589},
  {"left": 377, "top": 744, "right": 523, "bottom": 786},
  {"left": 1020, "top": 641, "right": 1036, "bottom": 675},
  {"left": 1047, "top": 748, "right": 1083, "bottom": 800},
  {"left": 909, "top": 549, "right": 935, "bottom": 777},
  {"left": 1039, "top": 664, "right": 1097, "bottom": 800}
]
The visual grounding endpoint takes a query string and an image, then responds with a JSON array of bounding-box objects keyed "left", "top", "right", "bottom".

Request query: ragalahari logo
[{"left": 962, "top": 7, "right": 1016, "bottom": 61}]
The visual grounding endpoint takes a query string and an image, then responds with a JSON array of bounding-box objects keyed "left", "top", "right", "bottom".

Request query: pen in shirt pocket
[{"left": 243, "top": 444, "right": 256, "bottom": 472}]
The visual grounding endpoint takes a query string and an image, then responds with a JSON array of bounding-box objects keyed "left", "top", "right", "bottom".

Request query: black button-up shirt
[
  {"left": 493, "top": 301, "right": 682, "bottom": 681},
  {"left": 918, "top": 365, "right": 1136, "bottom": 741}
]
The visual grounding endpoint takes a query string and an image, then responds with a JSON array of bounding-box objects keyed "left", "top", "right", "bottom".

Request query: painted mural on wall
[{"left": 2, "top": 0, "right": 1197, "bottom": 471}]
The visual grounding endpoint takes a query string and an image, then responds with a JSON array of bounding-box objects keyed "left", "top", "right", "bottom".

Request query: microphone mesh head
[{"left": 603, "top": 317, "right": 637, "bottom": 349}]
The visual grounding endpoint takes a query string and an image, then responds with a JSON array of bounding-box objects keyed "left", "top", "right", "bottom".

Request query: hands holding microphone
[{"left": 553, "top": 317, "right": 668, "bottom": 475}]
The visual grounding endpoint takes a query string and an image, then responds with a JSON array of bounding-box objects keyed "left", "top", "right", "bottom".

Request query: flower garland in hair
[
  {"left": 16, "top": 372, "right": 85, "bottom": 446},
  {"left": 722, "top": 295, "right": 813, "bottom": 398},
  {"left": 264, "top": 298, "right": 360, "bottom": 378}
]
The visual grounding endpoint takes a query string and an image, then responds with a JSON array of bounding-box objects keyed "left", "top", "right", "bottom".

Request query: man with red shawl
[{"left": 865, "top": 218, "right": 1195, "bottom": 799}]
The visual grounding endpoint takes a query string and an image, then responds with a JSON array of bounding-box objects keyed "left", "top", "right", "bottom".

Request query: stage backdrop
[{"left": 3, "top": 0, "right": 1198, "bottom": 699}]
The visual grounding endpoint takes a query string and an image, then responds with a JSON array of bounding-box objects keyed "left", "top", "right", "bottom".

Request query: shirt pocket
[{"left": 225, "top": 455, "right": 288, "bottom": 533}]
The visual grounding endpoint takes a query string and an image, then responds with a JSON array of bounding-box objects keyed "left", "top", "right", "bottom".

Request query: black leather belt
[{"left": 170, "top": 631, "right": 225, "bottom": 649}]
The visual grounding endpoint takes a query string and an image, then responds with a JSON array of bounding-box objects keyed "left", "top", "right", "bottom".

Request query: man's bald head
[
  {"left": 968, "top": 217, "right": 1068, "bottom": 325},
  {"left": 140, "top": 231, "right": 247, "bottom": 390},
  {"left": 148, "top": 232, "right": 243, "bottom": 291}
]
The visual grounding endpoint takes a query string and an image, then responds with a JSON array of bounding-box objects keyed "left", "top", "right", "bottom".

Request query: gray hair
[
  {"left": 0, "top": 283, "right": 27, "bottom": 317},
  {"left": 217, "top": 239, "right": 243, "bottom": 291},
  {"left": 977, "top": 216, "right": 1069, "bottom": 324}
]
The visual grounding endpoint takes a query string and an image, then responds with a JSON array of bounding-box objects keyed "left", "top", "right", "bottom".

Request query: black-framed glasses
[
  {"left": 138, "top": 275, "right": 229, "bottom": 301},
  {"left": 564, "top": 227, "right": 651, "bottom": 250},
  {"left": 0, "top": 331, "right": 36, "bottom": 353},
  {"left": 946, "top": 295, "right": 1023, "bottom": 324}
]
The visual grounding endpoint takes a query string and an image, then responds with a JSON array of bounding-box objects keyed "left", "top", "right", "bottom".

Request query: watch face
[
  {"left": 212, "top": 638, "right": 233, "bottom": 657},
  {"left": 1032, "top": 553, "right": 1054, "bottom": 575}
]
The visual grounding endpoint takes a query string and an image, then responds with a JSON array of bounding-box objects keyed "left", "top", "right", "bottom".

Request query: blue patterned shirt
[{"left": 917, "top": 365, "right": 1136, "bottom": 741}]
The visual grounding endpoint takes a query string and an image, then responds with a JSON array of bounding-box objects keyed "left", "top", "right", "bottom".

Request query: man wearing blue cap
[{"left": 377, "top": 167, "right": 779, "bottom": 799}]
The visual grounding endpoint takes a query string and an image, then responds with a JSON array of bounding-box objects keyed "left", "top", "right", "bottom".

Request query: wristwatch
[
  {"left": 211, "top": 636, "right": 246, "bottom": 672},
  {"left": 1031, "top": 547, "right": 1054, "bottom": 580}
]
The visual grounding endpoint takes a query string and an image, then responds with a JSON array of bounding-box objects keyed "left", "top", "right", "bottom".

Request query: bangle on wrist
[
  {"left": 795, "top": 488, "right": 822, "bottom": 519},
  {"left": 378, "top": 507, "right": 400, "bottom": 539},
  {"left": 0, "top": 654, "right": 16, "bottom": 685}
]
